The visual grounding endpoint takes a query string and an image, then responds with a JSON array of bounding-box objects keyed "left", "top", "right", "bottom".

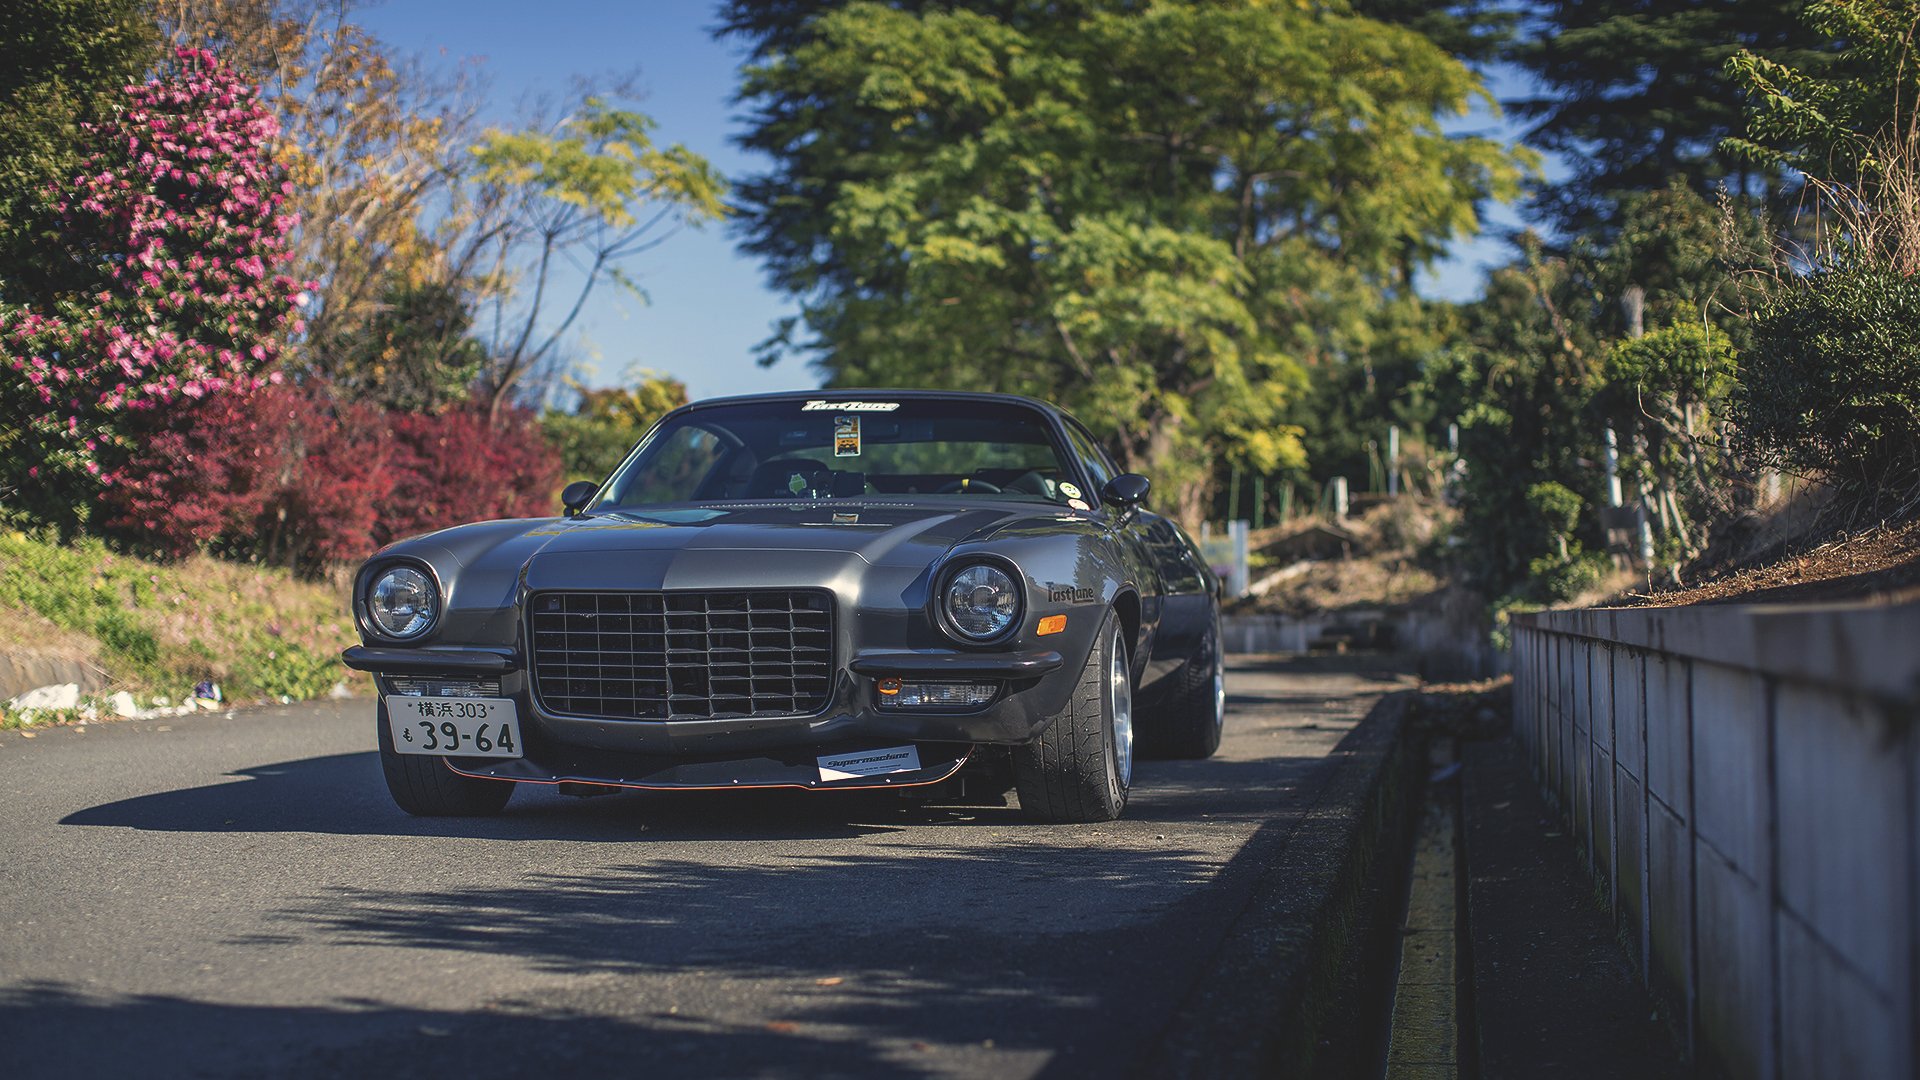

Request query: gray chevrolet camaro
[{"left": 342, "top": 389, "right": 1224, "bottom": 822}]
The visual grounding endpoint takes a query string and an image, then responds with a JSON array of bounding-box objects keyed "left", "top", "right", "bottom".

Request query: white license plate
[{"left": 385, "top": 696, "right": 523, "bottom": 758}]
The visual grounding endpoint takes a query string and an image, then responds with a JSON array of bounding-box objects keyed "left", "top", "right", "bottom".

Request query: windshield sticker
[
  {"left": 1067, "top": 498, "right": 1091, "bottom": 511},
  {"left": 1059, "top": 481, "right": 1083, "bottom": 500},
  {"left": 833, "top": 415, "right": 862, "bottom": 457},
  {"left": 803, "top": 399, "right": 898, "bottom": 412},
  {"left": 832, "top": 512, "right": 860, "bottom": 524}
]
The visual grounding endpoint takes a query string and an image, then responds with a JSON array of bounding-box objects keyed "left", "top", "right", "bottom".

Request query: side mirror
[
  {"left": 1101, "top": 473, "right": 1151, "bottom": 509},
  {"left": 560, "top": 480, "right": 598, "bottom": 516}
]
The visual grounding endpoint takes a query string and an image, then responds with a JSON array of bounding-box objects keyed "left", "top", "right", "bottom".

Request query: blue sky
[{"left": 356, "top": 1, "right": 1553, "bottom": 401}]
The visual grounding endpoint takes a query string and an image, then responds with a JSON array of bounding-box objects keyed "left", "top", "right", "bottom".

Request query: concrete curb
[{"left": 1144, "top": 690, "right": 1425, "bottom": 1079}]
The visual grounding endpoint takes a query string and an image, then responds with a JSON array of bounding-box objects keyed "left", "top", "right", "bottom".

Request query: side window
[
  {"left": 606, "top": 426, "right": 728, "bottom": 506},
  {"left": 1063, "top": 421, "right": 1116, "bottom": 494}
]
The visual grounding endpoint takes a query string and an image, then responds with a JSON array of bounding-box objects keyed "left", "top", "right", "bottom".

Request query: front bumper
[
  {"left": 444, "top": 739, "right": 977, "bottom": 792},
  {"left": 343, "top": 643, "right": 1076, "bottom": 789}
]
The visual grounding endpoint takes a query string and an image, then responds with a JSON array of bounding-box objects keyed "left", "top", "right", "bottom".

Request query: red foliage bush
[
  {"left": 97, "top": 382, "right": 560, "bottom": 572},
  {"left": 379, "top": 406, "right": 562, "bottom": 545},
  {"left": 250, "top": 385, "right": 396, "bottom": 570},
  {"left": 98, "top": 393, "right": 274, "bottom": 558}
]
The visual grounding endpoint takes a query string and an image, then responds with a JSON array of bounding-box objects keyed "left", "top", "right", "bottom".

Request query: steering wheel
[{"left": 936, "top": 477, "right": 1004, "bottom": 494}]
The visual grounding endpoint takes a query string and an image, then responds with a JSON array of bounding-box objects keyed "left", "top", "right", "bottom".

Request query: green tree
[
  {"left": 1419, "top": 245, "right": 1610, "bottom": 601},
  {"left": 0, "top": 0, "right": 160, "bottom": 301},
  {"left": 1350, "top": 0, "right": 1515, "bottom": 66},
  {"left": 1579, "top": 177, "right": 1772, "bottom": 353},
  {"left": 728, "top": 0, "right": 1529, "bottom": 524},
  {"left": 465, "top": 96, "right": 726, "bottom": 420},
  {"left": 1510, "top": 0, "right": 1828, "bottom": 235},
  {"left": 1726, "top": 0, "right": 1920, "bottom": 184},
  {"left": 1725, "top": 2, "right": 1920, "bottom": 508},
  {"left": 322, "top": 278, "right": 488, "bottom": 413},
  {"left": 1728, "top": 0, "right": 1920, "bottom": 274}
]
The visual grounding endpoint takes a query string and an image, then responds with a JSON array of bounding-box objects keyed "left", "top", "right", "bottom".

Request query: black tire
[
  {"left": 376, "top": 701, "right": 516, "bottom": 817},
  {"left": 1141, "top": 602, "right": 1225, "bottom": 760},
  {"left": 1012, "top": 611, "right": 1132, "bottom": 822}
]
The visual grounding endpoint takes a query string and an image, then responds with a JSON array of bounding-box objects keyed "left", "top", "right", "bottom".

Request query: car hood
[
  {"left": 536, "top": 502, "right": 1068, "bottom": 560},
  {"left": 404, "top": 500, "right": 1097, "bottom": 601}
]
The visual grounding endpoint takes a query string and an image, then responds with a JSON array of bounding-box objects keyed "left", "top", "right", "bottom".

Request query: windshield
[{"left": 592, "top": 397, "right": 1087, "bottom": 510}]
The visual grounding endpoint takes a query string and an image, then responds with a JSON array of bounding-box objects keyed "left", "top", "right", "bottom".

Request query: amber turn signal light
[
  {"left": 1036, "top": 615, "right": 1067, "bottom": 636},
  {"left": 877, "top": 677, "right": 902, "bottom": 695}
]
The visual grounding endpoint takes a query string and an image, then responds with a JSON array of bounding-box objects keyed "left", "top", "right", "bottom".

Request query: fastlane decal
[{"left": 802, "top": 400, "right": 899, "bottom": 412}]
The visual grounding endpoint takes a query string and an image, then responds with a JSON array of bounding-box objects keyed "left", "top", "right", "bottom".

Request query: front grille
[{"left": 529, "top": 590, "right": 834, "bottom": 721}]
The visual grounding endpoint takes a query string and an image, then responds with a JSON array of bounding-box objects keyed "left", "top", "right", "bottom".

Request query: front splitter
[{"left": 443, "top": 741, "right": 972, "bottom": 793}]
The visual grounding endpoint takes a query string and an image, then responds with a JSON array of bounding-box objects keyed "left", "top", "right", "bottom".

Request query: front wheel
[
  {"left": 1013, "top": 612, "right": 1132, "bottom": 822},
  {"left": 376, "top": 701, "right": 515, "bottom": 816}
]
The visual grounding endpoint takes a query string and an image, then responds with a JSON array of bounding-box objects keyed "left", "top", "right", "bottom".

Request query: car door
[{"left": 1058, "top": 418, "right": 1177, "bottom": 685}]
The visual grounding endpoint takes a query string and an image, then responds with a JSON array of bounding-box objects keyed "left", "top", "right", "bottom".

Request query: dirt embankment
[
  {"left": 1616, "top": 515, "right": 1920, "bottom": 608},
  {"left": 1236, "top": 499, "right": 1455, "bottom": 616}
]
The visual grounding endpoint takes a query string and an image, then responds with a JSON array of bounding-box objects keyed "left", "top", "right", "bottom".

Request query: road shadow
[
  {"left": 56, "top": 750, "right": 984, "bottom": 841},
  {"left": 0, "top": 979, "right": 938, "bottom": 1080},
  {"left": 56, "top": 744, "right": 1338, "bottom": 836},
  {"left": 8, "top": 811, "right": 1314, "bottom": 1078},
  {"left": 16, "top": 787, "right": 1368, "bottom": 1079}
]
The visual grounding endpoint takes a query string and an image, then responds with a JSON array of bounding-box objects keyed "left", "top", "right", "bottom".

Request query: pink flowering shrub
[{"left": 0, "top": 49, "right": 307, "bottom": 531}]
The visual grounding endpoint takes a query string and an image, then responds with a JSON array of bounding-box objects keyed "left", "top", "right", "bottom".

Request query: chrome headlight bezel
[
  {"left": 935, "top": 558, "right": 1025, "bottom": 645},
  {"left": 362, "top": 561, "right": 441, "bottom": 642}
]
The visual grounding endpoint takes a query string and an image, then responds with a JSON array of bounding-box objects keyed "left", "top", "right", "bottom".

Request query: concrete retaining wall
[
  {"left": 1511, "top": 602, "right": 1920, "bottom": 1079},
  {"left": 0, "top": 649, "right": 110, "bottom": 703}
]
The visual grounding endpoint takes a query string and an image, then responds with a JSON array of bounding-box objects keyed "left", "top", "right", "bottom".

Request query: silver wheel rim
[
  {"left": 1110, "top": 627, "right": 1133, "bottom": 790},
  {"left": 1212, "top": 635, "right": 1226, "bottom": 733}
]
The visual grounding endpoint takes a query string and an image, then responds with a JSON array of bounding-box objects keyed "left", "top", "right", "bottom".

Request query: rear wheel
[
  {"left": 1141, "top": 602, "right": 1225, "bottom": 760},
  {"left": 1013, "top": 612, "right": 1131, "bottom": 822},
  {"left": 376, "top": 701, "right": 515, "bottom": 816}
]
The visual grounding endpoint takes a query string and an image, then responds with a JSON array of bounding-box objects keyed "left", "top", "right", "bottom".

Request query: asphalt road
[{"left": 0, "top": 658, "right": 1412, "bottom": 1079}]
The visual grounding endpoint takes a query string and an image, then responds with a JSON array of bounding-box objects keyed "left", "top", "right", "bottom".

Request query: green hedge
[{"left": 1737, "top": 266, "right": 1920, "bottom": 504}]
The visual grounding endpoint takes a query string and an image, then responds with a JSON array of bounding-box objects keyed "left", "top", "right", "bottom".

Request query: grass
[{"left": 0, "top": 531, "right": 362, "bottom": 726}]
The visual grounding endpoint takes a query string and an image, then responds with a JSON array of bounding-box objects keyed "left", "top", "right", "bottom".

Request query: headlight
[
  {"left": 942, "top": 563, "right": 1021, "bottom": 640},
  {"left": 368, "top": 566, "right": 438, "bottom": 639}
]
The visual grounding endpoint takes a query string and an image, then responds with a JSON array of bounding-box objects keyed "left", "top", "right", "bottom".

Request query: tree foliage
[
  {"left": 1510, "top": 0, "right": 1829, "bottom": 234},
  {"left": 1726, "top": 0, "right": 1920, "bottom": 182},
  {"left": 464, "top": 96, "right": 727, "bottom": 418},
  {"left": 159, "top": 2, "right": 727, "bottom": 417},
  {"left": 728, "top": 0, "right": 1529, "bottom": 523},
  {"left": 0, "top": 0, "right": 160, "bottom": 299},
  {"left": 324, "top": 279, "right": 487, "bottom": 413},
  {"left": 160, "top": 0, "right": 483, "bottom": 402},
  {"left": 542, "top": 372, "right": 689, "bottom": 483},
  {"left": 1419, "top": 248, "right": 1609, "bottom": 601},
  {"left": 1735, "top": 267, "right": 1920, "bottom": 506}
]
